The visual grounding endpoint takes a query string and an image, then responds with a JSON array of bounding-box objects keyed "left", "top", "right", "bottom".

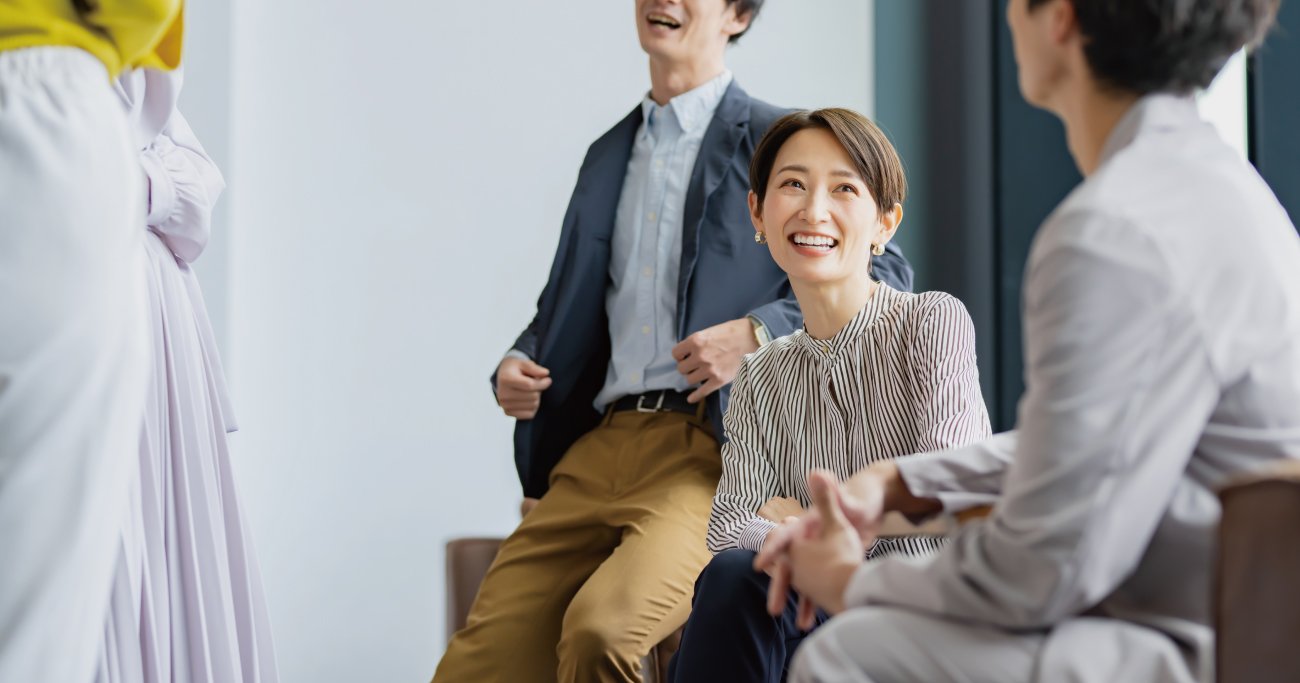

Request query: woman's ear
[
  {"left": 876, "top": 203, "right": 904, "bottom": 246},
  {"left": 748, "top": 191, "right": 764, "bottom": 233}
]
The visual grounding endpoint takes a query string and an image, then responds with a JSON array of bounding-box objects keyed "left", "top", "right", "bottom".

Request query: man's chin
[{"left": 639, "top": 38, "right": 682, "bottom": 61}]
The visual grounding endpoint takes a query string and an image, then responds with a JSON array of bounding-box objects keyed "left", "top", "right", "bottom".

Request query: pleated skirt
[{"left": 98, "top": 233, "right": 277, "bottom": 683}]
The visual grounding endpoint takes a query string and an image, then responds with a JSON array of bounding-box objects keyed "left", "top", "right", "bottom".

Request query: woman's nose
[{"left": 801, "top": 193, "right": 830, "bottom": 225}]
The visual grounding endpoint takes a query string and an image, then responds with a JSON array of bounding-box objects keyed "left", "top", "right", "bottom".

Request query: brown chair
[
  {"left": 444, "top": 535, "right": 685, "bottom": 683},
  {"left": 1215, "top": 459, "right": 1300, "bottom": 683}
]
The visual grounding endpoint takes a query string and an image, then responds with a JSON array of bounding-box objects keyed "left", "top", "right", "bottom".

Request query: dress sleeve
[
  {"left": 142, "top": 108, "right": 226, "bottom": 264},
  {"left": 706, "top": 360, "right": 780, "bottom": 553}
]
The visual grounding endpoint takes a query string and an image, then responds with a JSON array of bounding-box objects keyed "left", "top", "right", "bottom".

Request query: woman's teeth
[{"left": 792, "top": 235, "right": 837, "bottom": 248}]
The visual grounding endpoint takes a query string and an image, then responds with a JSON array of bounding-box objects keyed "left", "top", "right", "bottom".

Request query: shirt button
[
  {"left": 642, "top": 266, "right": 653, "bottom": 277},
  {"left": 630, "top": 372, "right": 641, "bottom": 383},
  {"left": 647, "top": 211, "right": 657, "bottom": 222},
  {"left": 642, "top": 325, "right": 651, "bottom": 335},
  {"left": 655, "top": 159, "right": 665, "bottom": 169}
]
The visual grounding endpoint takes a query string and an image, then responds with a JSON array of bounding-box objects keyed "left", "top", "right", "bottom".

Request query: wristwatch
[{"left": 747, "top": 315, "right": 772, "bottom": 347}]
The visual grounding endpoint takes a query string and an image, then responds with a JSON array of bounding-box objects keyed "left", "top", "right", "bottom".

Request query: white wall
[{"left": 180, "top": 2, "right": 875, "bottom": 681}]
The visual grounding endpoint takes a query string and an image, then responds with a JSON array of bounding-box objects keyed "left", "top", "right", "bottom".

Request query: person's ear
[
  {"left": 874, "top": 203, "right": 904, "bottom": 248},
  {"left": 722, "top": 4, "right": 751, "bottom": 41},
  {"left": 1048, "top": 0, "right": 1079, "bottom": 46},
  {"left": 748, "top": 190, "right": 764, "bottom": 234}
]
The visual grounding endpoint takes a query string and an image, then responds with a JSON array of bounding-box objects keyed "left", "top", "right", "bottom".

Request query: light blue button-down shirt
[{"left": 590, "top": 71, "right": 734, "bottom": 411}]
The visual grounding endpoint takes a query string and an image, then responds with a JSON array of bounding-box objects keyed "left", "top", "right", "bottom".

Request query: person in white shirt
[{"left": 756, "top": 0, "right": 1297, "bottom": 681}]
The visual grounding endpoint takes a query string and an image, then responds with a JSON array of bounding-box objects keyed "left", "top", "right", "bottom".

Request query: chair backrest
[
  {"left": 1215, "top": 460, "right": 1300, "bottom": 683},
  {"left": 444, "top": 537, "right": 505, "bottom": 642}
]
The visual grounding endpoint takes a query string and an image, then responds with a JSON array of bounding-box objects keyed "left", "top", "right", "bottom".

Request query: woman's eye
[
  {"left": 781, "top": 179, "right": 805, "bottom": 190},
  {"left": 836, "top": 184, "right": 859, "bottom": 194}
]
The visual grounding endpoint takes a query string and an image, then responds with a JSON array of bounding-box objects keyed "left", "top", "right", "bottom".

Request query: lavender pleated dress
[{"left": 96, "top": 68, "right": 278, "bottom": 683}]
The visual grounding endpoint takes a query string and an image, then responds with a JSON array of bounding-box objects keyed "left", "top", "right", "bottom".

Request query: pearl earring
[{"left": 754, "top": 232, "right": 767, "bottom": 245}]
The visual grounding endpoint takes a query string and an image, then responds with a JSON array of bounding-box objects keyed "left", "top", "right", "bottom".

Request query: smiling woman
[
  {"left": 666, "top": 108, "right": 990, "bottom": 682},
  {"left": 747, "top": 109, "right": 906, "bottom": 328}
]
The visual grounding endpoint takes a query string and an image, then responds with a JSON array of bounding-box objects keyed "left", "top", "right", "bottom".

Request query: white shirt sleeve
[{"left": 845, "top": 209, "right": 1221, "bottom": 629}]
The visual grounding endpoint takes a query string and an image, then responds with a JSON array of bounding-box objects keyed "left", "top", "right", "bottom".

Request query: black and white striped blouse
[{"left": 707, "top": 282, "right": 992, "bottom": 558}]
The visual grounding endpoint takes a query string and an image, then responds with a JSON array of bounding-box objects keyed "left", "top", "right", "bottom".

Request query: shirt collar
[
  {"left": 640, "top": 70, "right": 734, "bottom": 137},
  {"left": 1098, "top": 93, "right": 1201, "bottom": 167},
  {"left": 794, "top": 281, "right": 902, "bottom": 359}
]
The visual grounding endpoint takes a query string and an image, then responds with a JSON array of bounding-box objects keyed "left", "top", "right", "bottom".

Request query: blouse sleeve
[
  {"left": 142, "top": 109, "right": 226, "bottom": 264},
  {"left": 907, "top": 294, "right": 993, "bottom": 453},
  {"left": 706, "top": 360, "right": 781, "bottom": 553}
]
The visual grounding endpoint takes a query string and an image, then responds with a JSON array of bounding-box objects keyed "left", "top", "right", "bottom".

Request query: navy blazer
[{"left": 500, "top": 82, "right": 914, "bottom": 497}]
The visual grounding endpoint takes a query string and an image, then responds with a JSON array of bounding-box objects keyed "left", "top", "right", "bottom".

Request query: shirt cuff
[
  {"left": 503, "top": 349, "right": 532, "bottom": 363},
  {"left": 141, "top": 148, "right": 175, "bottom": 227},
  {"left": 737, "top": 517, "right": 779, "bottom": 552},
  {"left": 896, "top": 456, "right": 1001, "bottom": 518}
]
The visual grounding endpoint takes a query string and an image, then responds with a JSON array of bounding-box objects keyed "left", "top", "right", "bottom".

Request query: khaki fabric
[{"left": 433, "top": 410, "right": 720, "bottom": 683}]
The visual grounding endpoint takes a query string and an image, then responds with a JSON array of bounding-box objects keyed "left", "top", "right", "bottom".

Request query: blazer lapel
[
  {"left": 583, "top": 106, "right": 643, "bottom": 242},
  {"left": 677, "top": 81, "right": 751, "bottom": 335}
]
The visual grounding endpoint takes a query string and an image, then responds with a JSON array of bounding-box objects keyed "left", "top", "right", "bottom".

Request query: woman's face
[{"left": 749, "top": 127, "right": 900, "bottom": 288}]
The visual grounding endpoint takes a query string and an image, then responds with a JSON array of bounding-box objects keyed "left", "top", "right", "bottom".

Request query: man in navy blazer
[{"left": 434, "top": 1, "right": 912, "bottom": 681}]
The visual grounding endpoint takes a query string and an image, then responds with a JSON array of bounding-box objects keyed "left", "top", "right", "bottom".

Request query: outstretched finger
[
  {"left": 767, "top": 559, "right": 792, "bottom": 616},
  {"left": 796, "top": 593, "right": 818, "bottom": 631},
  {"left": 808, "top": 469, "right": 850, "bottom": 533}
]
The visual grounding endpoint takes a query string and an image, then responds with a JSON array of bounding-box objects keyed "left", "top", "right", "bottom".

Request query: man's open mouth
[{"left": 647, "top": 13, "right": 682, "bottom": 29}]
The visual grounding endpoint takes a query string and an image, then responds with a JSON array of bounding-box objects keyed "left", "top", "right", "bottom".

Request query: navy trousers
[{"left": 668, "top": 549, "right": 830, "bottom": 683}]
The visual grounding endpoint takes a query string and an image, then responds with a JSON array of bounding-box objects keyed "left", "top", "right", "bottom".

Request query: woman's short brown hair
[{"left": 749, "top": 108, "right": 906, "bottom": 217}]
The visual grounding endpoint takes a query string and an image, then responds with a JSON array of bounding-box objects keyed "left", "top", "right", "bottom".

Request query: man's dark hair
[
  {"left": 727, "top": 0, "right": 766, "bottom": 43},
  {"left": 1026, "top": 0, "right": 1280, "bottom": 94}
]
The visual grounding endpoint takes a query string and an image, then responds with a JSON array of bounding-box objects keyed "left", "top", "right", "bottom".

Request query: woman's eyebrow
[{"left": 774, "top": 164, "right": 860, "bottom": 180}]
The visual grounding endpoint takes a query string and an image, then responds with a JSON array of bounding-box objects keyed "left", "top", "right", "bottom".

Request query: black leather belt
[{"left": 609, "top": 390, "right": 697, "bottom": 415}]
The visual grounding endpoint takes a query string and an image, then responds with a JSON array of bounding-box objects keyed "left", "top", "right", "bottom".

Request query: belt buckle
[{"left": 636, "top": 391, "right": 666, "bottom": 413}]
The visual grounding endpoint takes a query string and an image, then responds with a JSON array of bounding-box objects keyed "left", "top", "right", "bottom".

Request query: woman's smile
[{"left": 788, "top": 231, "right": 839, "bottom": 257}]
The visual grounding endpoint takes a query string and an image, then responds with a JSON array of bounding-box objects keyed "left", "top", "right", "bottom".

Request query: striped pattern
[{"left": 707, "top": 283, "right": 992, "bottom": 559}]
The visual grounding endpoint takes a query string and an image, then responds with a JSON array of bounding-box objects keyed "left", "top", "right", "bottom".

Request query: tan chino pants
[{"left": 433, "top": 409, "right": 721, "bottom": 683}]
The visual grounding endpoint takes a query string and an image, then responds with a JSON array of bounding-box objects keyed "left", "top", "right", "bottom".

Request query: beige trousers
[{"left": 433, "top": 409, "right": 721, "bottom": 683}]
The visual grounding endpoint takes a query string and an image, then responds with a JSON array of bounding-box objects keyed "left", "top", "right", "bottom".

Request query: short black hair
[
  {"left": 1027, "top": 0, "right": 1280, "bottom": 94},
  {"left": 727, "top": 0, "right": 766, "bottom": 44}
]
